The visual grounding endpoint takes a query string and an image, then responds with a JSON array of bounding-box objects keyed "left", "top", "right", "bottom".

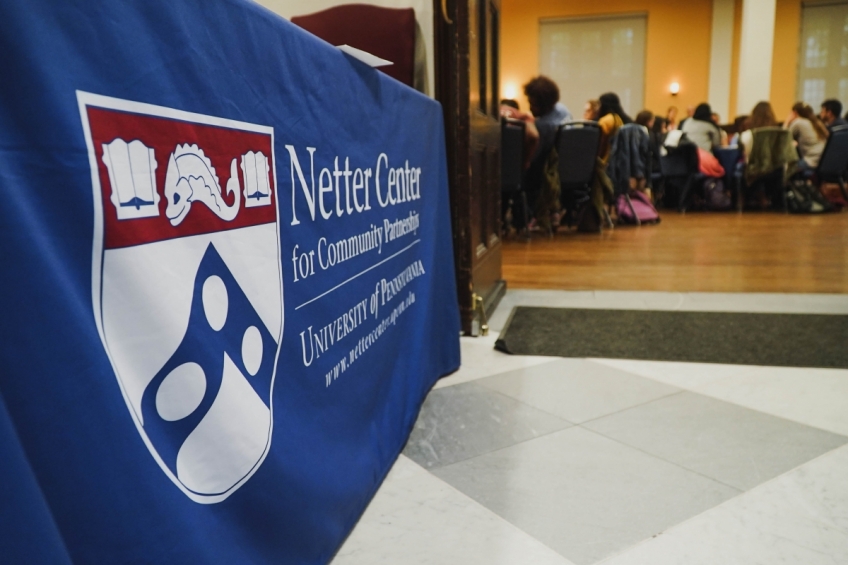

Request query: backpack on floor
[
  {"left": 703, "top": 178, "right": 732, "bottom": 210},
  {"left": 616, "top": 191, "right": 660, "bottom": 224},
  {"left": 786, "top": 181, "right": 834, "bottom": 214}
]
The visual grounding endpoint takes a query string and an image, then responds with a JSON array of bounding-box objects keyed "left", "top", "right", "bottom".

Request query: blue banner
[{"left": 0, "top": 1, "right": 460, "bottom": 562}]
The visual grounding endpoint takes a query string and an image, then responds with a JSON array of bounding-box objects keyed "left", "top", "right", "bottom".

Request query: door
[{"left": 436, "top": 0, "right": 504, "bottom": 335}]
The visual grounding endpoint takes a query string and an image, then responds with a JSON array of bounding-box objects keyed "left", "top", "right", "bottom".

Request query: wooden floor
[{"left": 502, "top": 212, "right": 848, "bottom": 293}]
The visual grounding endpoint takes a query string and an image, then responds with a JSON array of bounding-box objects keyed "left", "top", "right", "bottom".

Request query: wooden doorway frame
[{"left": 434, "top": 0, "right": 506, "bottom": 336}]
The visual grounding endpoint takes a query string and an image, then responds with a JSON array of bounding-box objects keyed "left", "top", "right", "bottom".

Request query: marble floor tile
[
  {"left": 434, "top": 332, "right": 556, "bottom": 390},
  {"left": 591, "top": 359, "right": 848, "bottom": 435},
  {"left": 403, "top": 381, "right": 571, "bottom": 469},
  {"left": 585, "top": 392, "right": 848, "bottom": 490},
  {"left": 693, "top": 365, "right": 848, "bottom": 436},
  {"left": 433, "top": 427, "right": 739, "bottom": 565},
  {"left": 476, "top": 358, "right": 679, "bottom": 424},
  {"left": 589, "top": 361, "right": 848, "bottom": 437},
  {"left": 589, "top": 358, "right": 751, "bottom": 390},
  {"left": 599, "top": 444, "right": 848, "bottom": 565},
  {"left": 332, "top": 455, "right": 577, "bottom": 565}
]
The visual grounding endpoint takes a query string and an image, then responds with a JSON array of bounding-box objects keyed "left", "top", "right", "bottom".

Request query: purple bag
[
  {"left": 704, "top": 178, "right": 732, "bottom": 210},
  {"left": 616, "top": 191, "right": 660, "bottom": 224}
]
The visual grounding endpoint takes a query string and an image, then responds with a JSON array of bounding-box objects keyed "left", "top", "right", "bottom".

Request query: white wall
[
  {"left": 252, "top": 0, "right": 434, "bottom": 96},
  {"left": 736, "top": 0, "right": 777, "bottom": 115},
  {"left": 708, "top": 0, "right": 734, "bottom": 121}
]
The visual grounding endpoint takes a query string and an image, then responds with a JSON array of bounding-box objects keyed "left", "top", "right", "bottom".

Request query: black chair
[
  {"left": 743, "top": 127, "right": 795, "bottom": 211},
  {"left": 649, "top": 131, "right": 664, "bottom": 201},
  {"left": 815, "top": 127, "right": 848, "bottom": 201},
  {"left": 713, "top": 147, "right": 743, "bottom": 210},
  {"left": 501, "top": 118, "right": 528, "bottom": 233},
  {"left": 659, "top": 142, "right": 700, "bottom": 212},
  {"left": 556, "top": 121, "right": 601, "bottom": 227}
]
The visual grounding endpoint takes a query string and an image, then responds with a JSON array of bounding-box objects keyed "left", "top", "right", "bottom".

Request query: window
[
  {"left": 803, "top": 79, "right": 826, "bottom": 105},
  {"left": 805, "top": 30, "right": 829, "bottom": 69},
  {"left": 796, "top": 3, "right": 848, "bottom": 109},
  {"left": 539, "top": 15, "right": 646, "bottom": 117}
]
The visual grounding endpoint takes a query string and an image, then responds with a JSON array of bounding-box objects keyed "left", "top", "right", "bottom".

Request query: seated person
[
  {"left": 711, "top": 112, "right": 729, "bottom": 146},
  {"left": 820, "top": 99, "right": 847, "bottom": 131},
  {"left": 524, "top": 76, "right": 572, "bottom": 159},
  {"left": 666, "top": 106, "right": 679, "bottom": 131},
  {"left": 677, "top": 105, "right": 695, "bottom": 130},
  {"left": 728, "top": 115, "right": 749, "bottom": 146},
  {"left": 522, "top": 76, "right": 572, "bottom": 225},
  {"left": 636, "top": 110, "right": 661, "bottom": 188},
  {"left": 571, "top": 92, "right": 629, "bottom": 232},
  {"left": 739, "top": 101, "right": 799, "bottom": 208},
  {"left": 649, "top": 116, "right": 667, "bottom": 176},
  {"left": 681, "top": 103, "right": 721, "bottom": 151},
  {"left": 784, "top": 102, "right": 828, "bottom": 169},
  {"left": 596, "top": 92, "right": 630, "bottom": 163},
  {"left": 739, "top": 101, "right": 778, "bottom": 161},
  {"left": 635, "top": 110, "right": 654, "bottom": 129},
  {"left": 500, "top": 99, "right": 540, "bottom": 170},
  {"left": 583, "top": 99, "right": 600, "bottom": 121}
]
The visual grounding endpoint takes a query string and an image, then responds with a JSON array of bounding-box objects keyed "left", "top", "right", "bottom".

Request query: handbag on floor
[
  {"left": 703, "top": 178, "right": 732, "bottom": 210},
  {"left": 616, "top": 191, "right": 660, "bottom": 224},
  {"left": 786, "top": 181, "right": 834, "bottom": 214},
  {"left": 820, "top": 182, "right": 848, "bottom": 209}
]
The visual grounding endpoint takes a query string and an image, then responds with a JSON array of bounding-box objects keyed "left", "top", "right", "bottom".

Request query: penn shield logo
[{"left": 78, "top": 92, "right": 283, "bottom": 503}]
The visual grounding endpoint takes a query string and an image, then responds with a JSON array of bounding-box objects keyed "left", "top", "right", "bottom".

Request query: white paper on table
[
  {"left": 664, "top": 129, "right": 684, "bottom": 148},
  {"left": 336, "top": 44, "right": 393, "bottom": 68}
]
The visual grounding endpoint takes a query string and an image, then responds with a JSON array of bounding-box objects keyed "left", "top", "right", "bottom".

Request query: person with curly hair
[
  {"left": 522, "top": 76, "right": 572, "bottom": 230},
  {"left": 523, "top": 75, "right": 572, "bottom": 163}
]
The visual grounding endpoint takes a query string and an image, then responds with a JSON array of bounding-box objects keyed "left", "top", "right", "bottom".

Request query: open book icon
[
  {"left": 102, "top": 138, "right": 160, "bottom": 220},
  {"left": 241, "top": 151, "right": 272, "bottom": 208}
]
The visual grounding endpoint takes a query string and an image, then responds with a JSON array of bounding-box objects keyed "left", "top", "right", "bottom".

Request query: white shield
[{"left": 78, "top": 92, "right": 283, "bottom": 504}]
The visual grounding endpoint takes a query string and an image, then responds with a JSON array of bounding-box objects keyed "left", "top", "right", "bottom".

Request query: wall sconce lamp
[{"left": 669, "top": 82, "right": 680, "bottom": 96}]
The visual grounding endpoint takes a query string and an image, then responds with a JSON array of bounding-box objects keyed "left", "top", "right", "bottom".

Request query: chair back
[
  {"left": 817, "top": 129, "right": 848, "bottom": 179},
  {"left": 291, "top": 5, "right": 416, "bottom": 86},
  {"left": 501, "top": 118, "right": 525, "bottom": 193},
  {"left": 748, "top": 127, "right": 794, "bottom": 176},
  {"left": 660, "top": 142, "right": 699, "bottom": 177},
  {"left": 556, "top": 121, "right": 601, "bottom": 186},
  {"left": 609, "top": 123, "right": 651, "bottom": 195},
  {"left": 714, "top": 146, "right": 741, "bottom": 186}
]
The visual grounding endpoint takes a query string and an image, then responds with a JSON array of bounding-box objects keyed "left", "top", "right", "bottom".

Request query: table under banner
[{"left": 0, "top": 1, "right": 460, "bottom": 563}]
